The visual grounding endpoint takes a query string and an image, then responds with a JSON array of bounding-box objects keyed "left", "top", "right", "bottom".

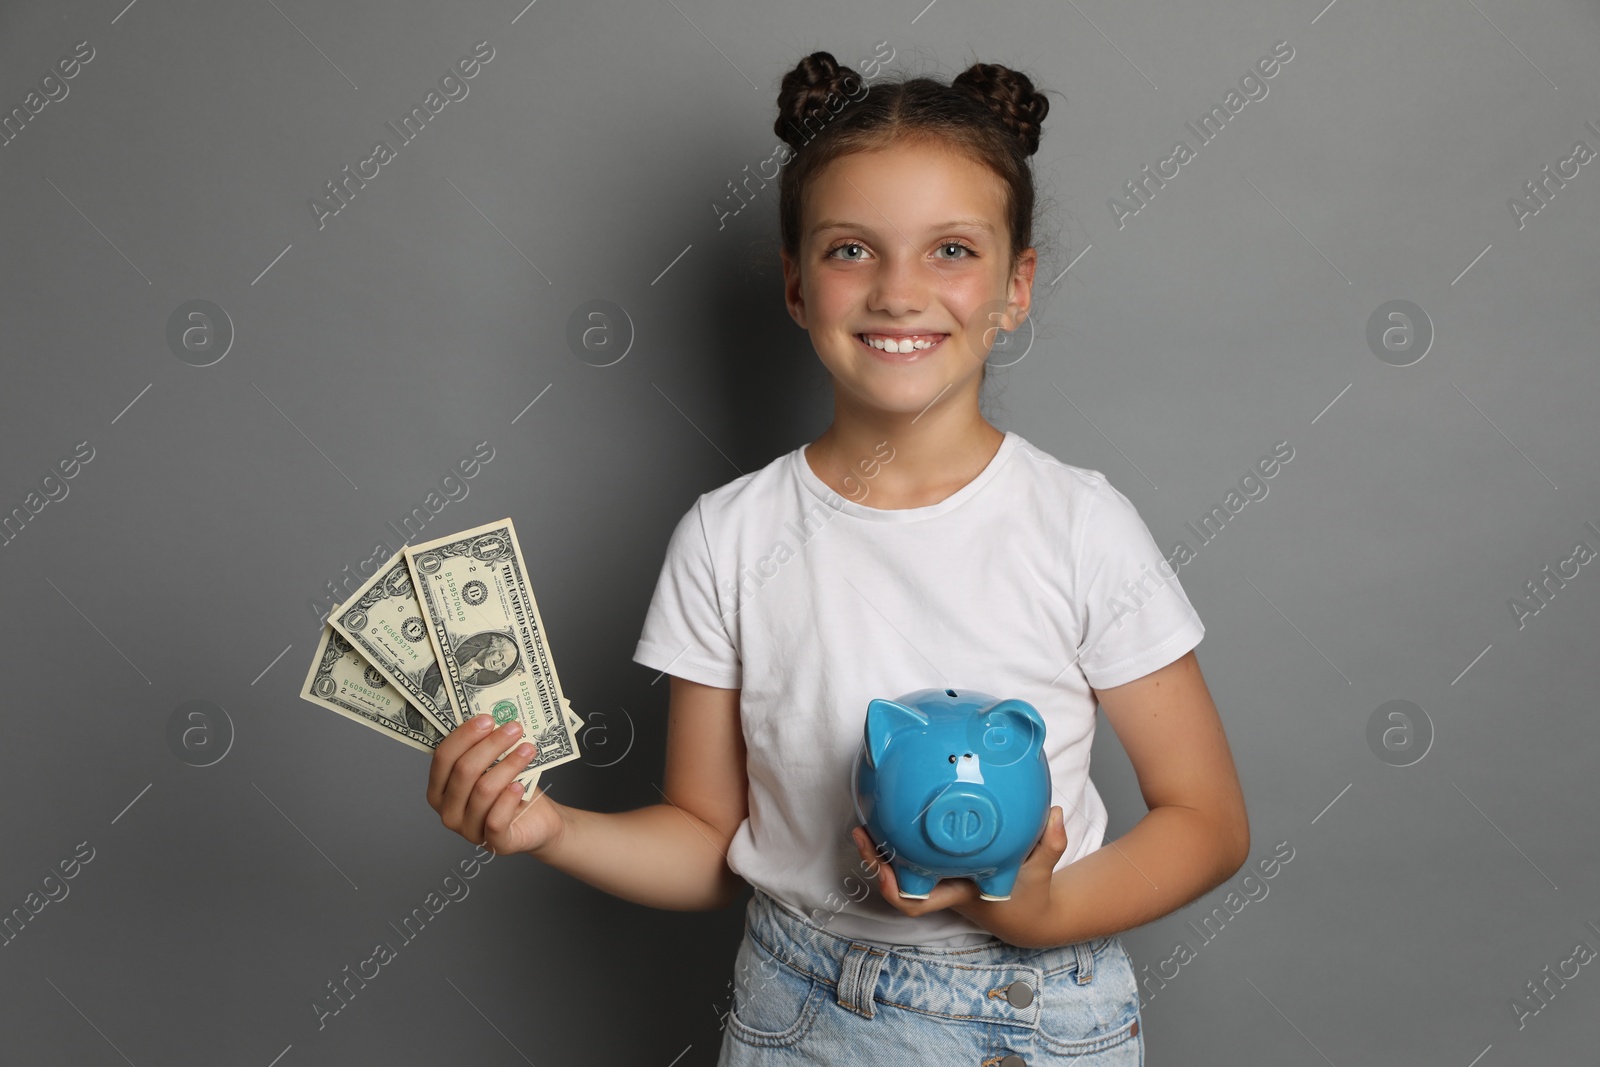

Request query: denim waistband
[{"left": 743, "top": 887, "right": 1114, "bottom": 1023}]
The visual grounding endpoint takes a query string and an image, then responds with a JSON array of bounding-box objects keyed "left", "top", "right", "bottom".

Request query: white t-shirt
[{"left": 632, "top": 430, "right": 1205, "bottom": 946}]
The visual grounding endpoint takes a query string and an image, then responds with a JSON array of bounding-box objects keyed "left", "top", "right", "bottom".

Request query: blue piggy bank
[{"left": 851, "top": 688, "right": 1050, "bottom": 901}]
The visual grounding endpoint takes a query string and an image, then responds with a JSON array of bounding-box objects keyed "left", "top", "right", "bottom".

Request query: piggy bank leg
[
  {"left": 893, "top": 862, "right": 939, "bottom": 900},
  {"left": 974, "top": 865, "right": 1020, "bottom": 902}
]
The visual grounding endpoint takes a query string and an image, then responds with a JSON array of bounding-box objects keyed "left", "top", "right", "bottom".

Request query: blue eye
[
  {"left": 827, "top": 242, "right": 866, "bottom": 261},
  {"left": 937, "top": 241, "right": 975, "bottom": 259}
]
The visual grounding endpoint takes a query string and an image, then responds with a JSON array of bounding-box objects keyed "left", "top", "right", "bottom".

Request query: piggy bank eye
[{"left": 948, "top": 754, "right": 957, "bottom": 763}]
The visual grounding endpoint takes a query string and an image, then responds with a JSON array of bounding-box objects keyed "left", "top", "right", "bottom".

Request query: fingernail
[
  {"left": 516, "top": 743, "right": 534, "bottom": 758},
  {"left": 474, "top": 715, "right": 492, "bottom": 730},
  {"left": 503, "top": 721, "right": 522, "bottom": 737}
]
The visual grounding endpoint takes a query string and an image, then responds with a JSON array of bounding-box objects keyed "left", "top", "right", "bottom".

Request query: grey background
[{"left": 2, "top": 0, "right": 1597, "bottom": 1063}]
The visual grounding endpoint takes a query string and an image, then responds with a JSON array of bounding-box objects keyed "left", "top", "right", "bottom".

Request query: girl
[{"left": 428, "top": 50, "right": 1249, "bottom": 1066}]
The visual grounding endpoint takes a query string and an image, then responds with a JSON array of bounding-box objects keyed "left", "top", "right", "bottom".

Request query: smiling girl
[{"left": 427, "top": 49, "right": 1249, "bottom": 1065}]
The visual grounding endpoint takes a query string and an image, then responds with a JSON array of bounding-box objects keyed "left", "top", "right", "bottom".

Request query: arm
[
  {"left": 1038, "top": 649, "right": 1250, "bottom": 946},
  {"left": 431, "top": 674, "right": 749, "bottom": 913},
  {"left": 531, "top": 675, "right": 749, "bottom": 911},
  {"left": 858, "top": 648, "right": 1249, "bottom": 948}
]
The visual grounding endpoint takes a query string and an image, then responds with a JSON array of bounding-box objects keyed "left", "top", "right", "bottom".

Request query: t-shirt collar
[{"left": 792, "top": 431, "right": 1020, "bottom": 523}]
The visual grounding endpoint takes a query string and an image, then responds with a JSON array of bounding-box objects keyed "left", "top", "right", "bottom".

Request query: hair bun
[
  {"left": 951, "top": 62, "right": 1049, "bottom": 156},
  {"left": 774, "top": 51, "right": 865, "bottom": 150}
]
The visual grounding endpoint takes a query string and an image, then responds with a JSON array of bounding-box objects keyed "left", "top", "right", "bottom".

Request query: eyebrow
[{"left": 811, "top": 216, "right": 996, "bottom": 237}]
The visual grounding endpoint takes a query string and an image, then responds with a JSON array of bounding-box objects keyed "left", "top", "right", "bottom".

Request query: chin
[{"left": 840, "top": 374, "right": 960, "bottom": 415}]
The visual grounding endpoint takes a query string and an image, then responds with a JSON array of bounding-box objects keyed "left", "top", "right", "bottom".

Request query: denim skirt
[{"left": 717, "top": 887, "right": 1143, "bottom": 1066}]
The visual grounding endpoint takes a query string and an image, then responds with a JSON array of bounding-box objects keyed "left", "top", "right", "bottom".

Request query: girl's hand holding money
[{"left": 427, "top": 714, "right": 565, "bottom": 857}]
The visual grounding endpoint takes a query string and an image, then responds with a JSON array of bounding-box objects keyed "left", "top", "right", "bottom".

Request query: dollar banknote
[
  {"left": 330, "top": 549, "right": 462, "bottom": 733},
  {"left": 300, "top": 623, "right": 444, "bottom": 752},
  {"left": 298, "top": 624, "right": 583, "bottom": 758},
  {"left": 404, "top": 518, "right": 580, "bottom": 799}
]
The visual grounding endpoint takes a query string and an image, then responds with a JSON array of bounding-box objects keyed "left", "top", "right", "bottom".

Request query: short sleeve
[
  {"left": 632, "top": 497, "right": 742, "bottom": 689},
  {"left": 1071, "top": 476, "right": 1205, "bottom": 691}
]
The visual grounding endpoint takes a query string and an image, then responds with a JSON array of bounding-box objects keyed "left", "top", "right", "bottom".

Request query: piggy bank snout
[{"left": 922, "top": 786, "right": 1000, "bottom": 857}]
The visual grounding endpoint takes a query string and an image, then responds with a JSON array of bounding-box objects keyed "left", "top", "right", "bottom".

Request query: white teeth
[{"left": 860, "top": 335, "right": 941, "bottom": 353}]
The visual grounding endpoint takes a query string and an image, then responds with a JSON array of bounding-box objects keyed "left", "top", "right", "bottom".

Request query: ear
[
  {"left": 1004, "top": 246, "right": 1038, "bottom": 330},
  {"left": 976, "top": 698, "right": 1047, "bottom": 759},
  {"left": 780, "top": 247, "right": 807, "bottom": 330},
  {"left": 865, "top": 698, "right": 928, "bottom": 769}
]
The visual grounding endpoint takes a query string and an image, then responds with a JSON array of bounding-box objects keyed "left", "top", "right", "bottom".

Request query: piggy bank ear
[
  {"left": 865, "top": 699, "right": 929, "bottom": 769},
  {"left": 971, "top": 699, "right": 1047, "bottom": 764}
]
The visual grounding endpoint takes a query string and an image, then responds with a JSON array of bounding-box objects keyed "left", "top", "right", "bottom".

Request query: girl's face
[{"left": 781, "top": 137, "right": 1036, "bottom": 418}]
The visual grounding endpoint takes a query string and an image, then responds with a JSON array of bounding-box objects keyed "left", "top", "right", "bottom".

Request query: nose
[
  {"left": 922, "top": 786, "right": 1000, "bottom": 856},
  {"left": 866, "top": 249, "right": 941, "bottom": 317}
]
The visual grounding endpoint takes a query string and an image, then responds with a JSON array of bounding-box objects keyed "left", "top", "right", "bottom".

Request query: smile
[{"left": 856, "top": 333, "right": 948, "bottom": 358}]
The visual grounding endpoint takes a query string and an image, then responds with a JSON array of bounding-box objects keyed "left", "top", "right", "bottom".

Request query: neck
[{"left": 808, "top": 386, "right": 1004, "bottom": 509}]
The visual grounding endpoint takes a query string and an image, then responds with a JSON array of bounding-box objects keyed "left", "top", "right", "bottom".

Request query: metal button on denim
[
  {"left": 1004, "top": 980, "right": 1033, "bottom": 1007},
  {"left": 999, "top": 1055, "right": 1027, "bottom": 1067}
]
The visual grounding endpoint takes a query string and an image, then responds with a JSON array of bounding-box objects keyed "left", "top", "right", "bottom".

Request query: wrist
[{"left": 527, "top": 798, "right": 571, "bottom": 861}]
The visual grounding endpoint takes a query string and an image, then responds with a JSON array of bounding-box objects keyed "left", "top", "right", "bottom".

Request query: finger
[
  {"left": 1023, "top": 807, "right": 1067, "bottom": 867},
  {"left": 897, "top": 874, "right": 975, "bottom": 918},
  {"left": 854, "top": 830, "right": 905, "bottom": 910},
  {"left": 854, "top": 827, "right": 896, "bottom": 883},
  {"left": 465, "top": 742, "right": 538, "bottom": 846},
  {"left": 874, "top": 856, "right": 916, "bottom": 911},
  {"left": 441, "top": 721, "right": 524, "bottom": 826},
  {"left": 483, "top": 777, "right": 535, "bottom": 847},
  {"left": 460, "top": 741, "right": 537, "bottom": 844},
  {"left": 876, "top": 860, "right": 899, "bottom": 904},
  {"left": 427, "top": 714, "right": 495, "bottom": 808},
  {"left": 858, "top": 827, "right": 895, "bottom": 869},
  {"left": 1046, "top": 806, "right": 1068, "bottom": 855},
  {"left": 930, "top": 880, "right": 980, "bottom": 915}
]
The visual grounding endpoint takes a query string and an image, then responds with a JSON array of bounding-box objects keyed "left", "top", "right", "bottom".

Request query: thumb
[{"left": 1025, "top": 806, "right": 1067, "bottom": 866}]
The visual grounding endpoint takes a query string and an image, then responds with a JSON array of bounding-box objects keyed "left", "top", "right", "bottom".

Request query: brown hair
[{"left": 773, "top": 51, "right": 1050, "bottom": 269}]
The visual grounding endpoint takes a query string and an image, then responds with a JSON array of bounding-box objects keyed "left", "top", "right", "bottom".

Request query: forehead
[{"left": 802, "top": 140, "right": 1008, "bottom": 239}]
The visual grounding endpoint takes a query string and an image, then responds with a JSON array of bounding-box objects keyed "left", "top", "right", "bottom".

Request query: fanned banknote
[
  {"left": 300, "top": 623, "right": 444, "bottom": 752},
  {"left": 404, "top": 518, "right": 580, "bottom": 799},
  {"left": 556, "top": 697, "right": 582, "bottom": 739},
  {"left": 330, "top": 549, "right": 462, "bottom": 733},
  {"left": 298, "top": 621, "right": 581, "bottom": 757}
]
